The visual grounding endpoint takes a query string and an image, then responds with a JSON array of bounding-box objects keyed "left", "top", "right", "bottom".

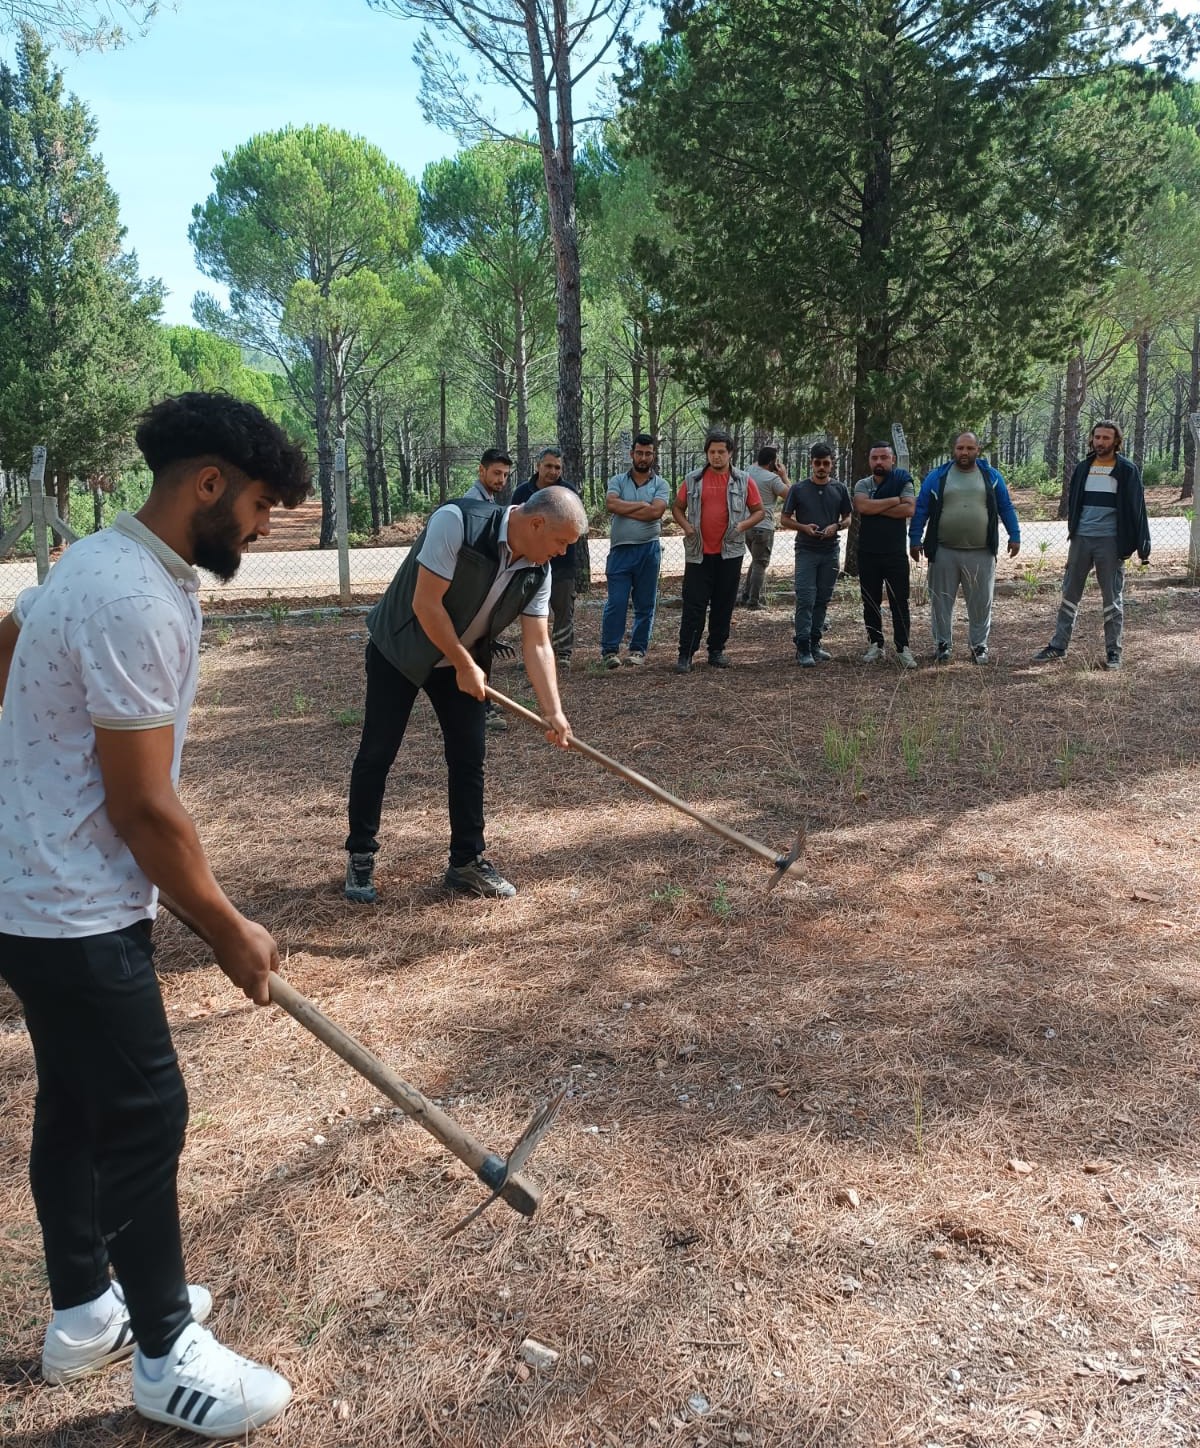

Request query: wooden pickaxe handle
[
  {"left": 159, "top": 895, "right": 541, "bottom": 1218},
  {"left": 484, "top": 684, "right": 801, "bottom": 880}
]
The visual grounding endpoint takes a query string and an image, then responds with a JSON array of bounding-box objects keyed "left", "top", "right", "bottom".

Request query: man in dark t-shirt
[
  {"left": 853, "top": 441, "right": 917, "bottom": 668},
  {"left": 780, "top": 443, "right": 852, "bottom": 666}
]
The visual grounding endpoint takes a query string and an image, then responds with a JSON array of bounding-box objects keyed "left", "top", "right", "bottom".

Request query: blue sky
[{"left": 6, "top": 0, "right": 622, "bottom": 324}]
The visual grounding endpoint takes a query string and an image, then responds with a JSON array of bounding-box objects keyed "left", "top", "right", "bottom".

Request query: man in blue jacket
[
  {"left": 1031, "top": 419, "right": 1150, "bottom": 670},
  {"left": 909, "top": 432, "right": 1020, "bottom": 664}
]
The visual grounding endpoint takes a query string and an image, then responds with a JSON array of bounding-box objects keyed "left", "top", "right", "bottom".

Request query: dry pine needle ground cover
[{"left": 2, "top": 578, "right": 1199, "bottom": 1448}]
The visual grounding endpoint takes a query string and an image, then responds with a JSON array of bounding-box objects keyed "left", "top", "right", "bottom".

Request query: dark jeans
[
  {"left": 346, "top": 642, "right": 486, "bottom": 867},
  {"left": 1, "top": 924, "right": 192, "bottom": 1358},
  {"left": 549, "top": 570, "right": 576, "bottom": 662},
  {"left": 793, "top": 548, "right": 839, "bottom": 651},
  {"left": 601, "top": 540, "right": 661, "bottom": 655},
  {"left": 679, "top": 554, "right": 743, "bottom": 659},
  {"left": 859, "top": 550, "right": 911, "bottom": 649}
]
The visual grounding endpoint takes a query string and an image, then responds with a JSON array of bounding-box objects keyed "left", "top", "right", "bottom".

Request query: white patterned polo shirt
[{"left": 0, "top": 512, "right": 201, "bottom": 938}]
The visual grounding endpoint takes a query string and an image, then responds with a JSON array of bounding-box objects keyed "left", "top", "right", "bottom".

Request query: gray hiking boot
[
  {"left": 445, "top": 855, "right": 516, "bottom": 898},
  {"left": 344, "top": 852, "right": 377, "bottom": 904}
]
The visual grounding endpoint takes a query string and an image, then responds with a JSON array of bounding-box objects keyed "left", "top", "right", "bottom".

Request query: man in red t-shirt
[{"left": 670, "top": 429, "right": 764, "bottom": 671}]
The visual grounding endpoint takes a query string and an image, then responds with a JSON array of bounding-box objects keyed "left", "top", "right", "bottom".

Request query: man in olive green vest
[{"left": 345, "top": 487, "right": 587, "bottom": 903}]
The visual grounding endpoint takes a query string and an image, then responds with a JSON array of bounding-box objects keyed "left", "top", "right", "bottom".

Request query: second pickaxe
[{"left": 485, "top": 685, "right": 806, "bottom": 889}]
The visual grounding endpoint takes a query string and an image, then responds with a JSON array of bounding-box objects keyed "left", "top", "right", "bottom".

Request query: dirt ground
[{"left": 2, "top": 579, "right": 1199, "bottom": 1448}]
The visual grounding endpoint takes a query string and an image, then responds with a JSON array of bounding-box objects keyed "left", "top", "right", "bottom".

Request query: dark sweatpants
[
  {"left": 859, "top": 550, "right": 911, "bottom": 650},
  {"left": 1, "top": 923, "right": 192, "bottom": 1359},
  {"left": 346, "top": 641, "right": 487, "bottom": 867},
  {"left": 678, "top": 554, "right": 743, "bottom": 659}
]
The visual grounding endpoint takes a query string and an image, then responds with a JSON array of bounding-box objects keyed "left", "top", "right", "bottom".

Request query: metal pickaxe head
[
  {"left": 766, "top": 827, "right": 807, "bottom": 892},
  {"left": 443, "top": 1086, "right": 569, "bottom": 1238}
]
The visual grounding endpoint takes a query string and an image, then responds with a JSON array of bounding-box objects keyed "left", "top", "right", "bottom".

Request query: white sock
[
  {"left": 137, "top": 1348, "right": 169, "bottom": 1381},
  {"left": 51, "top": 1285, "right": 119, "bottom": 1339}
]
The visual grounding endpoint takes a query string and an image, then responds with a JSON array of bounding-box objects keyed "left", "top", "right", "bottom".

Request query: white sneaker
[
  {"left": 861, "top": 642, "right": 885, "bottom": 663},
  {"left": 625, "top": 651, "right": 646, "bottom": 666},
  {"left": 43, "top": 1282, "right": 213, "bottom": 1385},
  {"left": 897, "top": 647, "right": 918, "bottom": 669},
  {"left": 133, "top": 1322, "right": 291, "bottom": 1439}
]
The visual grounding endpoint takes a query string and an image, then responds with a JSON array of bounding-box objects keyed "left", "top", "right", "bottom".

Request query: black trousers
[
  {"left": 859, "top": 550, "right": 911, "bottom": 650},
  {"left": 346, "top": 641, "right": 487, "bottom": 867},
  {"left": 0, "top": 923, "right": 192, "bottom": 1358},
  {"left": 678, "top": 554, "right": 743, "bottom": 659}
]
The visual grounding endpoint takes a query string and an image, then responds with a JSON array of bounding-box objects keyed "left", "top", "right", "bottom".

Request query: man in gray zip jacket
[
  {"left": 670, "top": 429, "right": 765, "bottom": 671},
  {"left": 344, "top": 488, "right": 587, "bottom": 904}
]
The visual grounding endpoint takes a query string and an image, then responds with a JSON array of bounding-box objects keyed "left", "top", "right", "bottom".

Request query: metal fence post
[{"left": 335, "top": 436, "right": 351, "bottom": 605}]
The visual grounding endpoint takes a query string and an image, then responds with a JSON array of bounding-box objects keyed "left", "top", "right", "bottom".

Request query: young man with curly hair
[{"left": 0, "top": 393, "right": 310, "bottom": 1439}]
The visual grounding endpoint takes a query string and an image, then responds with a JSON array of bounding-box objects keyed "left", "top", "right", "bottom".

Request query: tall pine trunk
[
  {"left": 312, "top": 336, "right": 335, "bottom": 548},
  {"left": 1059, "top": 347, "right": 1085, "bottom": 519},
  {"left": 513, "top": 288, "right": 531, "bottom": 482},
  {"left": 1183, "top": 314, "right": 1199, "bottom": 502},
  {"left": 1133, "top": 328, "right": 1151, "bottom": 469},
  {"left": 1044, "top": 374, "right": 1062, "bottom": 476}
]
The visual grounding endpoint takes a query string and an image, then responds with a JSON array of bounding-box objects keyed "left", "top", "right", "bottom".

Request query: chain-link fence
[{"left": 2, "top": 441, "right": 1198, "bottom": 612}]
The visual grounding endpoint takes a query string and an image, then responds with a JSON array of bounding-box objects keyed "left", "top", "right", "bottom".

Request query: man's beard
[{"left": 192, "top": 493, "right": 251, "bottom": 583}]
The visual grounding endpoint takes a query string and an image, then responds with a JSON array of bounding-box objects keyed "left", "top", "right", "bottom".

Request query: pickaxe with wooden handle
[
  {"left": 159, "top": 893, "right": 564, "bottom": 1236},
  {"left": 484, "top": 685, "right": 806, "bottom": 889}
]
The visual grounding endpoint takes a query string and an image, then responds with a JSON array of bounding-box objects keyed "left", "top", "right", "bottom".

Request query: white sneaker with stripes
[
  {"left": 133, "top": 1322, "right": 291, "bottom": 1439},
  {"left": 42, "top": 1282, "right": 213, "bottom": 1385}
]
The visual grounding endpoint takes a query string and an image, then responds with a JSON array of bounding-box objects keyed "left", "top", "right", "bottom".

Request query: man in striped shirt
[{"left": 1032, "top": 419, "right": 1150, "bottom": 670}]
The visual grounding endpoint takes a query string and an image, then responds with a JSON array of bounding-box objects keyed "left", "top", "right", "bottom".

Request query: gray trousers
[
  {"left": 549, "top": 571, "right": 576, "bottom": 661},
  {"left": 928, "top": 546, "right": 995, "bottom": 651},
  {"left": 739, "top": 527, "right": 775, "bottom": 606},
  {"left": 1050, "top": 535, "right": 1124, "bottom": 655}
]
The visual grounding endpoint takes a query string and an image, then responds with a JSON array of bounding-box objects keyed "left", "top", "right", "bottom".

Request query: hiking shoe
[
  {"left": 812, "top": 646, "right": 832, "bottom": 662},
  {"left": 708, "top": 652, "right": 731, "bottom": 668},
  {"left": 43, "top": 1284, "right": 213, "bottom": 1385},
  {"left": 934, "top": 644, "right": 951, "bottom": 663},
  {"left": 674, "top": 655, "right": 692, "bottom": 674},
  {"left": 625, "top": 651, "right": 646, "bottom": 666},
  {"left": 1031, "top": 644, "right": 1065, "bottom": 663},
  {"left": 344, "top": 852, "right": 377, "bottom": 904},
  {"left": 971, "top": 644, "right": 990, "bottom": 665},
  {"left": 445, "top": 855, "right": 516, "bottom": 898},
  {"left": 601, "top": 653, "right": 621, "bottom": 670},
  {"left": 897, "top": 646, "right": 918, "bottom": 669},
  {"left": 1104, "top": 649, "right": 1122, "bottom": 670},
  {"left": 133, "top": 1322, "right": 291, "bottom": 1439},
  {"left": 795, "top": 651, "right": 817, "bottom": 668},
  {"left": 862, "top": 642, "right": 885, "bottom": 663},
  {"left": 485, "top": 707, "right": 508, "bottom": 731}
]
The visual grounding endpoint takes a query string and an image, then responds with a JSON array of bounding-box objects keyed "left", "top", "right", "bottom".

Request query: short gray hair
[
  {"left": 520, "top": 484, "right": 588, "bottom": 536},
  {"left": 535, "top": 445, "right": 563, "bottom": 466}
]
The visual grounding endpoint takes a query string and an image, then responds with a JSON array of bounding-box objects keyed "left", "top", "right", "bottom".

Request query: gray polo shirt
[
  {"left": 417, "top": 504, "right": 550, "bottom": 667},
  {"left": 606, "top": 470, "right": 671, "bottom": 546},
  {"left": 747, "top": 463, "right": 790, "bottom": 531}
]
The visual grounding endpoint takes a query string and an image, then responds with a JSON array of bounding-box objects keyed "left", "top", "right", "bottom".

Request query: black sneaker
[
  {"left": 934, "top": 644, "right": 951, "bottom": 663},
  {"left": 445, "top": 855, "right": 516, "bottom": 898},
  {"left": 1031, "top": 645, "right": 1065, "bottom": 664},
  {"left": 1104, "top": 649, "right": 1121, "bottom": 670},
  {"left": 674, "top": 655, "right": 693, "bottom": 674},
  {"left": 344, "top": 852, "right": 377, "bottom": 904},
  {"left": 708, "top": 652, "right": 731, "bottom": 668},
  {"left": 795, "top": 650, "right": 817, "bottom": 667},
  {"left": 812, "top": 646, "right": 832, "bottom": 662},
  {"left": 971, "top": 644, "right": 990, "bottom": 665}
]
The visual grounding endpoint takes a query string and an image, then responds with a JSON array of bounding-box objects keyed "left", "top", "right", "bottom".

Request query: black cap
[{"left": 480, "top": 447, "right": 513, "bottom": 467}]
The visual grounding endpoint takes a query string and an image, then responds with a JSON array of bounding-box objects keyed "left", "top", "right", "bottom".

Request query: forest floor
[{"left": 2, "top": 582, "right": 1199, "bottom": 1448}]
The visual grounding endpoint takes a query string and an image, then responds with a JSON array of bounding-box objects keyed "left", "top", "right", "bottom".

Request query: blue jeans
[
  {"left": 793, "top": 549, "right": 839, "bottom": 651},
  {"left": 601, "top": 540, "right": 661, "bottom": 655}
]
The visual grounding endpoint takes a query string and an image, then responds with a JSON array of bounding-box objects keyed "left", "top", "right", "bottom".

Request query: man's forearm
[
  {"left": 413, "top": 596, "right": 475, "bottom": 672},
  {"left": 113, "top": 790, "right": 243, "bottom": 945},
  {"left": 524, "top": 636, "right": 562, "bottom": 718}
]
